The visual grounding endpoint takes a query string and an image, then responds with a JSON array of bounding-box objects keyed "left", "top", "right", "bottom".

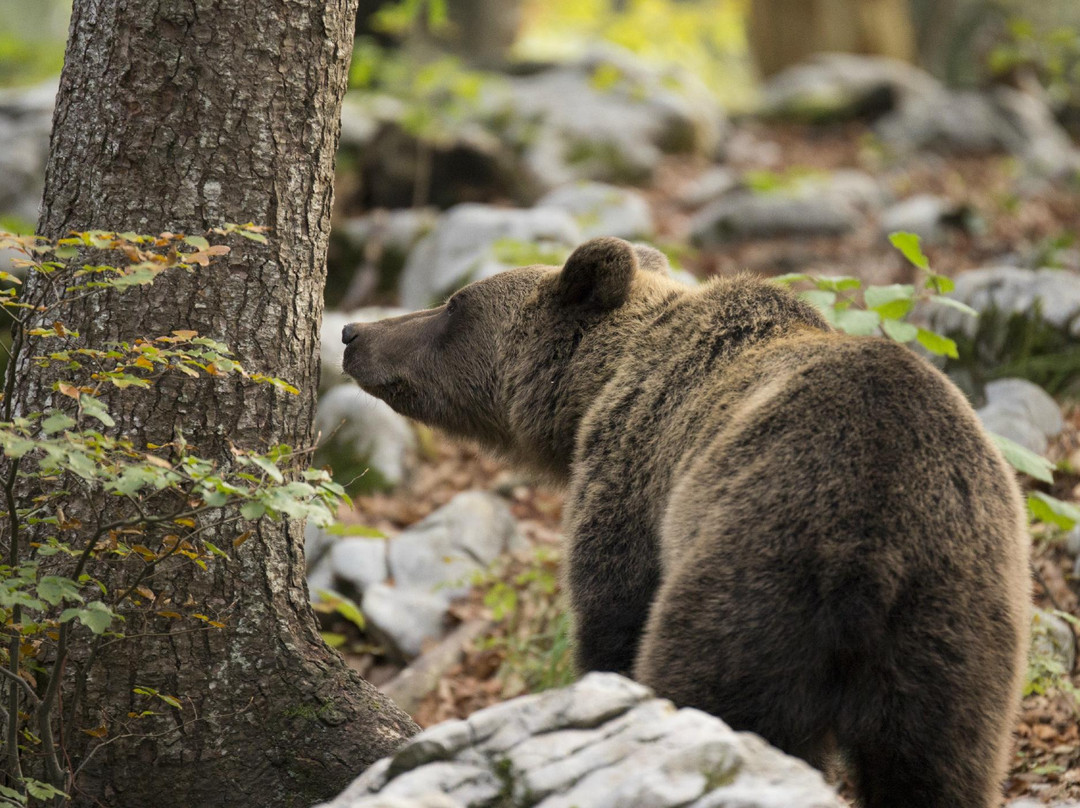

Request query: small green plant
[
  {"left": 989, "top": 18, "right": 1080, "bottom": 114},
  {"left": 348, "top": 40, "right": 496, "bottom": 147},
  {"left": 1025, "top": 610, "right": 1080, "bottom": 707},
  {"left": 472, "top": 546, "right": 574, "bottom": 697},
  {"left": 0, "top": 229, "right": 346, "bottom": 804},
  {"left": 773, "top": 231, "right": 973, "bottom": 359},
  {"left": 778, "top": 231, "right": 1080, "bottom": 533}
]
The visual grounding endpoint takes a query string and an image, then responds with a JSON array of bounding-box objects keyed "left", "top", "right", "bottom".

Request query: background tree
[
  {"left": 748, "top": 0, "right": 917, "bottom": 77},
  {"left": 5, "top": 0, "right": 417, "bottom": 805}
]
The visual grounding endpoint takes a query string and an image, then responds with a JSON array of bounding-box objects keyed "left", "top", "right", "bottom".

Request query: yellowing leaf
[
  {"left": 81, "top": 724, "right": 108, "bottom": 738},
  {"left": 156, "top": 611, "right": 183, "bottom": 619},
  {"left": 57, "top": 382, "right": 80, "bottom": 399},
  {"left": 173, "top": 517, "right": 196, "bottom": 528},
  {"left": 233, "top": 531, "right": 252, "bottom": 547}
]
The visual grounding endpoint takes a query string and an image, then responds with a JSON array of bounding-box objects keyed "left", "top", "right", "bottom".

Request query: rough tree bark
[{"left": 11, "top": 0, "right": 418, "bottom": 805}]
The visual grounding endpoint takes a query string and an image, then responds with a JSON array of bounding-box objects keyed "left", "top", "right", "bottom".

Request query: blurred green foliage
[
  {"left": 517, "top": 0, "right": 752, "bottom": 108},
  {"left": 0, "top": 33, "right": 65, "bottom": 87},
  {"left": 989, "top": 17, "right": 1080, "bottom": 113}
]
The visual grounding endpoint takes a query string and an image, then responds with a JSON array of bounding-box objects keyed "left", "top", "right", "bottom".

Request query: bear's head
[{"left": 341, "top": 237, "right": 678, "bottom": 479}]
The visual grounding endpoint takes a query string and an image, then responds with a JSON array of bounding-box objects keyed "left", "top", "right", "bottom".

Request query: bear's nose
[{"left": 342, "top": 323, "right": 360, "bottom": 345}]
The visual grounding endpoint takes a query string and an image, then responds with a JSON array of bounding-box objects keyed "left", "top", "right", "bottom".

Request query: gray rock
[
  {"left": 877, "top": 89, "right": 1009, "bottom": 155},
  {"left": 677, "top": 166, "right": 739, "bottom": 209},
  {"left": 362, "top": 583, "right": 450, "bottom": 660},
  {"left": 353, "top": 492, "right": 520, "bottom": 659},
  {"left": 759, "top": 53, "right": 939, "bottom": 122},
  {"left": 536, "top": 182, "right": 654, "bottom": 241},
  {"left": 337, "top": 209, "right": 439, "bottom": 256},
  {"left": 1031, "top": 607, "right": 1076, "bottom": 674},
  {"left": 983, "top": 378, "right": 1064, "bottom": 441},
  {"left": 495, "top": 46, "right": 727, "bottom": 188},
  {"left": 331, "top": 536, "right": 390, "bottom": 595},
  {"left": 314, "top": 384, "right": 417, "bottom": 491},
  {"left": 691, "top": 187, "right": 861, "bottom": 246},
  {"left": 317, "top": 672, "right": 843, "bottom": 808},
  {"left": 388, "top": 491, "right": 521, "bottom": 602},
  {"left": 334, "top": 210, "right": 440, "bottom": 307},
  {"left": 760, "top": 54, "right": 1080, "bottom": 177},
  {"left": 339, "top": 93, "right": 404, "bottom": 151},
  {"left": 305, "top": 523, "right": 338, "bottom": 599},
  {"left": 876, "top": 85, "right": 1080, "bottom": 177},
  {"left": 822, "top": 169, "right": 888, "bottom": 213},
  {"left": 321, "top": 307, "right": 411, "bottom": 392},
  {"left": 1067, "top": 525, "right": 1080, "bottom": 557},
  {"left": 993, "top": 87, "right": 1080, "bottom": 180},
  {"left": 976, "top": 407, "right": 1049, "bottom": 456},
  {"left": 305, "top": 521, "right": 340, "bottom": 596},
  {"left": 0, "top": 81, "right": 56, "bottom": 225},
  {"left": 975, "top": 377, "right": 1062, "bottom": 456},
  {"left": 879, "top": 194, "right": 965, "bottom": 244},
  {"left": 927, "top": 267, "right": 1080, "bottom": 340},
  {"left": 398, "top": 203, "right": 580, "bottom": 309}
]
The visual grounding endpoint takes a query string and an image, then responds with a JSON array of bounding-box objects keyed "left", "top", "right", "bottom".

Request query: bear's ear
[
  {"left": 557, "top": 237, "right": 637, "bottom": 311},
  {"left": 633, "top": 244, "right": 670, "bottom": 275}
]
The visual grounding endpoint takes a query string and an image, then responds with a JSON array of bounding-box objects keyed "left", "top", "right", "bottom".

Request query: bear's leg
[
  {"left": 840, "top": 664, "right": 1013, "bottom": 808},
  {"left": 566, "top": 533, "right": 660, "bottom": 675},
  {"left": 632, "top": 560, "right": 836, "bottom": 765}
]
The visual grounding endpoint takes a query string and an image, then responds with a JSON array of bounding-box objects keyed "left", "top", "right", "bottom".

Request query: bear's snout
[{"left": 342, "top": 323, "right": 361, "bottom": 345}]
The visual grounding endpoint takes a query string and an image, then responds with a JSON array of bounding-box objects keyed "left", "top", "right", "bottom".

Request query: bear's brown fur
[{"left": 342, "top": 237, "right": 1031, "bottom": 808}]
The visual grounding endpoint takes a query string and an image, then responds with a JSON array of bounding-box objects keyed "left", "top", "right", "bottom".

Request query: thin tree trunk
[{"left": 11, "top": 0, "right": 418, "bottom": 805}]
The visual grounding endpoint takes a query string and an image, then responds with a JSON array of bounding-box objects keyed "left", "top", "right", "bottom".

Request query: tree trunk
[
  {"left": 11, "top": 0, "right": 418, "bottom": 805},
  {"left": 748, "top": 0, "right": 917, "bottom": 78}
]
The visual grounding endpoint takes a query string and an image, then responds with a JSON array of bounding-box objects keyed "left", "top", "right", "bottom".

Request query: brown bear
[{"left": 342, "top": 236, "right": 1031, "bottom": 808}]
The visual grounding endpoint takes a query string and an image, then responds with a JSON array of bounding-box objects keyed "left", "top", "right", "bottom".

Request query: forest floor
[{"left": 339, "top": 120, "right": 1080, "bottom": 803}]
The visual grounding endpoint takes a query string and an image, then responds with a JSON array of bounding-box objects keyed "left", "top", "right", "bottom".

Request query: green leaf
[
  {"left": 325, "top": 523, "right": 387, "bottom": 539},
  {"left": 991, "top": 433, "right": 1054, "bottom": 483},
  {"left": 80, "top": 395, "right": 115, "bottom": 427},
  {"left": 812, "top": 275, "right": 861, "bottom": 292},
  {"left": 889, "top": 231, "right": 930, "bottom": 270},
  {"left": 0, "top": 783, "right": 25, "bottom": 804},
  {"left": 104, "top": 373, "right": 151, "bottom": 389},
  {"left": 799, "top": 289, "right": 837, "bottom": 321},
  {"left": 881, "top": 318, "right": 918, "bottom": 343},
  {"left": 928, "top": 295, "right": 979, "bottom": 318},
  {"left": 914, "top": 328, "right": 958, "bottom": 359},
  {"left": 833, "top": 308, "right": 880, "bottom": 336},
  {"left": 864, "top": 284, "right": 915, "bottom": 319},
  {"left": 0, "top": 433, "right": 37, "bottom": 458},
  {"left": 315, "top": 590, "right": 366, "bottom": 630},
  {"left": 22, "top": 780, "right": 68, "bottom": 801},
  {"left": 1028, "top": 492, "right": 1080, "bottom": 529},
  {"left": 925, "top": 273, "right": 955, "bottom": 294},
  {"left": 37, "top": 575, "right": 84, "bottom": 606},
  {"left": 321, "top": 631, "right": 347, "bottom": 648},
  {"left": 105, "top": 265, "right": 159, "bottom": 289},
  {"left": 247, "top": 455, "right": 284, "bottom": 483},
  {"left": 770, "top": 272, "right": 810, "bottom": 285},
  {"left": 183, "top": 236, "right": 210, "bottom": 251},
  {"left": 41, "top": 411, "right": 76, "bottom": 435},
  {"left": 59, "top": 600, "right": 117, "bottom": 634},
  {"left": 240, "top": 501, "right": 266, "bottom": 520}
]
